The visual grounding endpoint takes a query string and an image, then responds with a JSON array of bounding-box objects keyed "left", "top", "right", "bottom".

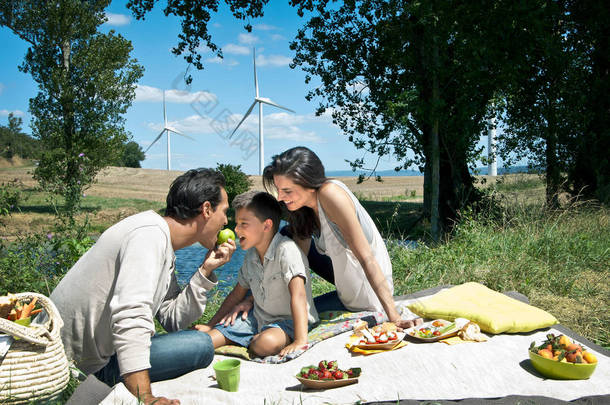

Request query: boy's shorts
[{"left": 213, "top": 310, "right": 295, "bottom": 348}]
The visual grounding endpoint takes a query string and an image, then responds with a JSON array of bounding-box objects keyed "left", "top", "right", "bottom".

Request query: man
[{"left": 49, "top": 168, "right": 236, "bottom": 405}]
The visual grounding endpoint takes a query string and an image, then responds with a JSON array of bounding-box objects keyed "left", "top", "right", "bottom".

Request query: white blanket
[{"left": 100, "top": 300, "right": 610, "bottom": 404}]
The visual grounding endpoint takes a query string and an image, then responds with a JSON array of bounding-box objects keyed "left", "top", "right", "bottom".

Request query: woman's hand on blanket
[
  {"left": 219, "top": 296, "right": 254, "bottom": 326},
  {"left": 393, "top": 317, "right": 424, "bottom": 330},
  {"left": 279, "top": 340, "right": 307, "bottom": 357}
]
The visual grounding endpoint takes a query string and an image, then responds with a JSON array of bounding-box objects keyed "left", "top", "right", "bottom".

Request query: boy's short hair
[
  {"left": 165, "top": 168, "right": 226, "bottom": 219},
  {"left": 232, "top": 190, "right": 282, "bottom": 234}
]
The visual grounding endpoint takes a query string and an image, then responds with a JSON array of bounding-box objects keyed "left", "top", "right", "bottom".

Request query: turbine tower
[
  {"left": 230, "top": 48, "right": 295, "bottom": 175},
  {"left": 145, "top": 90, "right": 194, "bottom": 171},
  {"left": 488, "top": 115, "right": 497, "bottom": 177}
]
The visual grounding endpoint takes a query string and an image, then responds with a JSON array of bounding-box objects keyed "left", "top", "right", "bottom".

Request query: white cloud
[
  {"left": 135, "top": 85, "right": 218, "bottom": 104},
  {"left": 145, "top": 109, "right": 325, "bottom": 144},
  {"left": 205, "top": 56, "right": 239, "bottom": 66},
  {"left": 255, "top": 54, "right": 293, "bottom": 67},
  {"left": 205, "top": 57, "right": 224, "bottom": 64},
  {"left": 224, "top": 43, "right": 250, "bottom": 55},
  {"left": 0, "top": 83, "right": 5, "bottom": 95},
  {"left": 238, "top": 33, "right": 259, "bottom": 45},
  {"left": 104, "top": 12, "right": 131, "bottom": 26},
  {"left": 270, "top": 34, "right": 286, "bottom": 41},
  {"left": 265, "top": 112, "right": 306, "bottom": 125},
  {"left": 254, "top": 24, "right": 278, "bottom": 31},
  {"left": 0, "top": 109, "right": 25, "bottom": 117}
]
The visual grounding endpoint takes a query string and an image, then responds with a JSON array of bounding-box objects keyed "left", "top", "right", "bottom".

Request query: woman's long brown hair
[{"left": 262, "top": 146, "right": 329, "bottom": 240}]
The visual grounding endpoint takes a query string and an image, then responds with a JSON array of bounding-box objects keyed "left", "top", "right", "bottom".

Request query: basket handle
[{"left": 0, "top": 292, "right": 64, "bottom": 346}]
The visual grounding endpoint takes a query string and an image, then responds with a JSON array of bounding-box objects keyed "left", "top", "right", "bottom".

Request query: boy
[{"left": 196, "top": 190, "right": 318, "bottom": 357}]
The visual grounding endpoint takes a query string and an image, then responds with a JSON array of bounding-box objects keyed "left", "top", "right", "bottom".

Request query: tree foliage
[
  {"left": 126, "top": 0, "right": 269, "bottom": 83},
  {"left": 0, "top": 113, "right": 40, "bottom": 160},
  {"left": 289, "top": 0, "right": 541, "bottom": 237},
  {"left": 119, "top": 140, "right": 146, "bottom": 168},
  {"left": 216, "top": 163, "right": 253, "bottom": 205},
  {"left": 498, "top": 0, "right": 610, "bottom": 206},
  {"left": 0, "top": 0, "right": 144, "bottom": 221}
]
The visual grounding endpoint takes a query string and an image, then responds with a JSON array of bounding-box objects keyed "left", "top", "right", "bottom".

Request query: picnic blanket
[
  {"left": 215, "top": 310, "right": 385, "bottom": 363},
  {"left": 95, "top": 287, "right": 610, "bottom": 404}
]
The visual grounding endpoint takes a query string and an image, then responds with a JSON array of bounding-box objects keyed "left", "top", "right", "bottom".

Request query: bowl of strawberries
[{"left": 296, "top": 360, "right": 361, "bottom": 389}]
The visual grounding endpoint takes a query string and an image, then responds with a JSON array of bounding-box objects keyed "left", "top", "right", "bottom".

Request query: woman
[{"left": 262, "top": 146, "right": 422, "bottom": 329}]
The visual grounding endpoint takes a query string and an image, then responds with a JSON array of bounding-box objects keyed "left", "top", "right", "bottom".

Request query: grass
[{"left": 386, "top": 200, "right": 609, "bottom": 349}]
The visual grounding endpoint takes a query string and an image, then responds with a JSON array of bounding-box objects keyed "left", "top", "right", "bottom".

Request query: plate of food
[
  {"left": 296, "top": 360, "right": 361, "bottom": 389},
  {"left": 351, "top": 321, "right": 405, "bottom": 350},
  {"left": 405, "top": 319, "right": 458, "bottom": 342}
]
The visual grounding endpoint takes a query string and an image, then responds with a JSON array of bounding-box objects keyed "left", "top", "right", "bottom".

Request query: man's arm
[
  {"left": 157, "top": 240, "right": 236, "bottom": 331},
  {"left": 123, "top": 370, "right": 179, "bottom": 405},
  {"left": 279, "top": 276, "right": 309, "bottom": 357}
]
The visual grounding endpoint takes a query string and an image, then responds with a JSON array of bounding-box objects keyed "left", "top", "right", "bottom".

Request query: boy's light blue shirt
[{"left": 237, "top": 233, "right": 319, "bottom": 332}]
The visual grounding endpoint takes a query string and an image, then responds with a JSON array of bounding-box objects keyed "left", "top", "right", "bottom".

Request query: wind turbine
[
  {"left": 145, "top": 90, "right": 194, "bottom": 171},
  {"left": 230, "top": 48, "right": 295, "bottom": 175}
]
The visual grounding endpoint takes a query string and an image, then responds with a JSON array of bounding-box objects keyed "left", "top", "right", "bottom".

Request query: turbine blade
[
  {"left": 256, "top": 97, "right": 295, "bottom": 113},
  {"left": 168, "top": 128, "right": 195, "bottom": 141},
  {"left": 230, "top": 100, "right": 258, "bottom": 138},
  {"left": 145, "top": 129, "right": 165, "bottom": 153}
]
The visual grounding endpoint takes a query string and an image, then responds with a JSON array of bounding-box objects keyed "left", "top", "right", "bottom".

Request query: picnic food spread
[
  {"left": 528, "top": 333, "right": 598, "bottom": 380},
  {"left": 296, "top": 360, "right": 361, "bottom": 388},
  {"left": 406, "top": 319, "right": 459, "bottom": 342}
]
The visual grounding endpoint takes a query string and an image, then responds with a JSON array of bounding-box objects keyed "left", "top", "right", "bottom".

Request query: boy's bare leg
[
  {"left": 248, "top": 328, "right": 291, "bottom": 358},
  {"left": 207, "top": 328, "right": 234, "bottom": 349}
]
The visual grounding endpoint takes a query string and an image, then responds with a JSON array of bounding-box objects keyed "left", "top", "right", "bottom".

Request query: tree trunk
[
  {"left": 545, "top": 114, "right": 561, "bottom": 208},
  {"left": 430, "top": 35, "right": 441, "bottom": 241}
]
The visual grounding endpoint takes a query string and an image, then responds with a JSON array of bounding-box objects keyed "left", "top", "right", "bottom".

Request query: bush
[
  {"left": 0, "top": 231, "right": 94, "bottom": 296},
  {"left": 0, "top": 179, "right": 25, "bottom": 217},
  {"left": 216, "top": 163, "right": 253, "bottom": 204}
]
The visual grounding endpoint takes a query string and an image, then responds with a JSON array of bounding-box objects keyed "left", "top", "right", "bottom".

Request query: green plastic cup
[{"left": 213, "top": 359, "right": 241, "bottom": 392}]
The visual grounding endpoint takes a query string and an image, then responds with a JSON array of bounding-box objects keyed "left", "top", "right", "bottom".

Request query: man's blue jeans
[{"left": 94, "top": 330, "right": 214, "bottom": 386}]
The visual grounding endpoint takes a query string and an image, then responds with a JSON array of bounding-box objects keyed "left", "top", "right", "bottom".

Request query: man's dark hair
[
  {"left": 232, "top": 190, "right": 282, "bottom": 234},
  {"left": 165, "top": 168, "right": 226, "bottom": 219}
]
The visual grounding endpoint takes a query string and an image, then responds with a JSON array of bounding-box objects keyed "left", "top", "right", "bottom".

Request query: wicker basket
[{"left": 0, "top": 293, "right": 70, "bottom": 404}]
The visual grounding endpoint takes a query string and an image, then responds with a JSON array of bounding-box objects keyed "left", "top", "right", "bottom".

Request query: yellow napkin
[
  {"left": 439, "top": 336, "right": 471, "bottom": 345},
  {"left": 345, "top": 335, "right": 408, "bottom": 355}
]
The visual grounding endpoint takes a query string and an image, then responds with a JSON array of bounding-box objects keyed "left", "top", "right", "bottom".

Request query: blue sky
[{"left": 0, "top": 1, "right": 497, "bottom": 175}]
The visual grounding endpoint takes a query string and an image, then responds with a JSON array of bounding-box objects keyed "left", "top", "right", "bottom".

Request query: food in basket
[
  {"left": 1, "top": 295, "right": 41, "bottom": 322},
  {"left": 0, "top": 294, "right": 17, "bottom": 319}
]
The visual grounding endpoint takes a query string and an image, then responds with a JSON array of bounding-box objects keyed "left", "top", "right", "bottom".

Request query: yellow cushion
[{"left": 406, "top": 282, "right": 558, "bottom": 334}]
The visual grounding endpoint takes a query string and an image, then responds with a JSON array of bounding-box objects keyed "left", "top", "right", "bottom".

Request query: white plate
[
  {"left": 405, "top": 319, "right": 458, "bottom": 342},
  {"left": 354, "top": 331, "right": 406, "bottom": 350}
]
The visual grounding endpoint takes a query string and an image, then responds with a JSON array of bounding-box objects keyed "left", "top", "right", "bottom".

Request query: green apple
[{"left": 217, "top": 228, "right": 236, "bottom": 244}]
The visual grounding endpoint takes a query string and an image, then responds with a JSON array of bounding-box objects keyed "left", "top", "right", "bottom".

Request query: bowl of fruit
[
  {"left": 296, "top": 360, "right": 361, "bottom": 389},
  {"left": 529, "top": 333, "right": 598, "bottom": 380}
]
